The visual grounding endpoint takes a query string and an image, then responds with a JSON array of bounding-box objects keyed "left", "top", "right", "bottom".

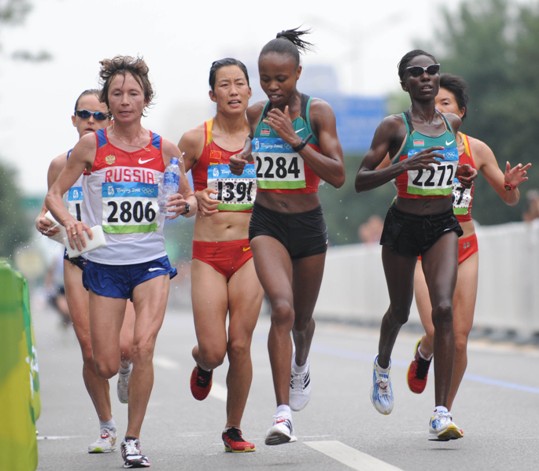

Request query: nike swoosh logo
[
  {"left": 148, "top": 267, "right": 165, "bottom": 272},
  {"left": 445, "top": 140, "right": 455, "bottom": 146},
  {"left": 295, "top": 127, "right": 306, "bottom": 134},
  {"left": 138, "top": 157, "right": 155, "bottom": 165},
  {"left": 242, "top": 246, "right": 251, "bottom": 252}
]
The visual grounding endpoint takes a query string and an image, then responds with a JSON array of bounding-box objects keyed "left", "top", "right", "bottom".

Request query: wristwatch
[{"left": 182, "top": 202, "right": 190, "bottom": 215}]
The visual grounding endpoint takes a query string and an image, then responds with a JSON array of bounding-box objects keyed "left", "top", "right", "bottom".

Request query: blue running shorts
[{"left": 83, "top": 256, "right": 177, "bottom": 300}]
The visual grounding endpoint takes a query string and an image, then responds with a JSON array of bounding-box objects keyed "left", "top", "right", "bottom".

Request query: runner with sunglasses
[
  {"left": 355, "top": 50, "right": 476, "bottom": 441},
  {"left": 35, "top": 89, "right": 136, "bottom": 454},
  {"left": 407, "top": 73, "right": 531, "bottom": 415},
  {"left": 179, "top": 57, "right": 264, "bottom": 453},
  {"left": 230, "top": 28, "right": 345, "bottom": 446},
  {"left": 45, "top": 57, "right": 196, "bottom": 468}
]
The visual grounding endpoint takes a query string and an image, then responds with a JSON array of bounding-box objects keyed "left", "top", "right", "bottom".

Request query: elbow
[
  {"left": 333, "top": 174, "right": 346, "bottom": 189},
  {"left": 354, "top": 177, "right": 365, "bottom": 193}
]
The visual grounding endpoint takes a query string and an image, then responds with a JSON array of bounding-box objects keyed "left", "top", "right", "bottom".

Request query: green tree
[
  {"left": 321, "top": 0, "right": 539, "bottom": 247},
  {"left": 429, "top": 0, "right": 539, "bottom": 224},
  {"left": 0, "top": 0, "right": 34, "bottom": 259},
  {"left": 0, "top": 163, "right": 31, "bottom": 258}
]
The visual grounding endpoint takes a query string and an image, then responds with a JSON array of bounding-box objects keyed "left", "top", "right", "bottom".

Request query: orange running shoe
[
  {"left": 222, "top": 427, "right": 256, "bottom": 453},
  {"left": 407, "top": 339, "right": 432, "bottom": 394},
  {"left": 190, "top": 365, "right": 213, "bottom": 401}
]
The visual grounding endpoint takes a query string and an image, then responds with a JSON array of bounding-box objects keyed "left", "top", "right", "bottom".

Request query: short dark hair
[
  {"left": 397, "top": 49, "right": 437, "bottom": 82},
  {"left": 440, "top": 73, "right": 469, "bottom": 120},
  {"left": 209, "top": 58, "right": 250, "bottom": 90},
  {"left": 259, "top": 27, "right": 313, "bottom": 67}
]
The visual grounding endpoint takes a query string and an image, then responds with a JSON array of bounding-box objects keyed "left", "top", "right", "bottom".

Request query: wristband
[
  {"left": 292, "top": 133, "right": 313, "bottom": 153},
  {"left": 182, "top": 202, "right": 191, "bottom": 215}
]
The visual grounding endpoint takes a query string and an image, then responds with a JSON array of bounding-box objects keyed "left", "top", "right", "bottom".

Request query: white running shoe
[
  {"left": 117, "top": 362, "right": 132, "bottom": 404},
  {"left": 429, "top": 409, "right": 464, "bottom": 441},
  {"left": 88, "top": 428, "right": 116, "bottom": 453},
  {"left": 370, "top": 356, "right": 394, "bottom": 415},
  {"left": 121, "top": 438, "right": 150, "bottom": 468},
  {"left": 264, "top": 415, "right": 297, "bottom": 446},
  {"left": 289, "top": 360, "right": 311, "bottom": 411}
]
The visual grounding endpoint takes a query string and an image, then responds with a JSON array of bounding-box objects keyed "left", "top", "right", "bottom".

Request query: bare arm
[
  {"left": 471, "top": 136, "right": 531, "bottom": 206},
  {"left": 229, "top": 102, "right": 263, "bottom": 175},
  {"left": 162, "top": 139, "right": 197, "bottom": 218},
  {"left": 35, "top": 153, "right": 68, "bottom": 234},
  {"left": 45, "top": 135, "right": 94, "bottom": 233},
  {"left": 178, "top": 125, "right": 220, "bottom": 216}
]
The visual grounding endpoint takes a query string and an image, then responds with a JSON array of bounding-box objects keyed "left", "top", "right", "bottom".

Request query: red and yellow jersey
[
  {"left": 191, "top": 119, "right": 255, "bottom": 212},
  {"left": 452, "top": 132, "right": 476, "bottom": 222}
]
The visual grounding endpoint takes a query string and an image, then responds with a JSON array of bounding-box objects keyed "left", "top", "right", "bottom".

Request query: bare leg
[{"left": 64, "top": 261, "right": 112, "bottom": 423}]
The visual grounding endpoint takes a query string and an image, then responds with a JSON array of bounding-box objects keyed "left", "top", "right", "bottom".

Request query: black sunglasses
[
  {"left": 406, "top": 64, "right": 440, "bottom": 78},
  {"left": 75, "top": 109, "right": 109, "bottom": 121}
]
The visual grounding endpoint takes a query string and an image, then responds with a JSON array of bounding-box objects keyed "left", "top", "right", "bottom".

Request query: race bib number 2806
[{"left": 101, "top": 182, "right": 159, "bottom": 234}]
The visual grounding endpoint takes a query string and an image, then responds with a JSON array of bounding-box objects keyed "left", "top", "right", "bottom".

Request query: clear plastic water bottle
[{"left": 158, "top": 157, "right": 180, "bottom": 216}]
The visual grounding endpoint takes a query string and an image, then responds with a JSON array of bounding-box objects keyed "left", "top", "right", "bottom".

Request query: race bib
[
  {"left": 252, "top": 137, "right": 306, "bottom": 190},
  {"left": 452, "top": 181, "right": 473, "bottom": 215},
  {"left": 406, "top": 147, "right": 458, "bottom": 196},
  {"left": 207, "top": 164, "right": 256, "bottom": 211},
  {"left": 66, "top": 186, "right": 83, "bottom": 221},
  {"left": 101, "top": 182, "right": 159, "bottom": 234}
]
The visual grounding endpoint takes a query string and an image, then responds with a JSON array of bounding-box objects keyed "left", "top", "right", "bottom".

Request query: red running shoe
[
  {"left": 222, "top": 427, "right": 256, "bottom": 453},
  {"left": 407, "top": 339, "right": 432, "bottom": 394},
  {"left": 190, "top": 366, "right": 213, "bottom": 400}
]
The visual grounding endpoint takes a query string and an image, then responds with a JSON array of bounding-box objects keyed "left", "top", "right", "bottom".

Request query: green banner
[{"left": 0, "top": 260, "right": 40, "bottom": 471}]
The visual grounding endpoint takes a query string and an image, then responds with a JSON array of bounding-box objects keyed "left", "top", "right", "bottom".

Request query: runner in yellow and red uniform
[{"left": 180, "top": 58, "right": 264, "bottom": 453}]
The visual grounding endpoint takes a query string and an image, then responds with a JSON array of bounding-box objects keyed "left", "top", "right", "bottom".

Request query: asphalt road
[{"left": 33, "top": 297, "right": 539, "bottom": 470}]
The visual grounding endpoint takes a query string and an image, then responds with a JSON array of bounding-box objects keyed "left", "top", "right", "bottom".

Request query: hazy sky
[{"left": 0, "top": 0, "right": 463, "bottom": 195}]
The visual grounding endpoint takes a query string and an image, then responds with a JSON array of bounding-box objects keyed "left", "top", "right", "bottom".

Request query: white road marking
[
  {"left": 305, "top": 440, "right": 403, "bottom": 471},
  {"left": 209, "top": 382, "right": 227, "bottom": 402},
  {"left": 153, "top": 355, "right": 180, "bottom": 370},
  {"left": 153, "top": 355, "right": 227, "bottom": 401}
]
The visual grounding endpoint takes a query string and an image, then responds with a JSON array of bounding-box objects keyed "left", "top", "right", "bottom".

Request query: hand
[
  {"left": 66, "top": 221, "right": 92, "bottom": 251},
  {"left": 164, "top": 193, "right": 191, "bottom": 219},
  {"left": 456, "top": 163, "right": 478, "bottom": 188},
  {"left": 264, "top": 106, "right": 301, "bottom": 147},
  {"left": 229, "top": 153, "right": 251, "bottom": 176},
  {"left": 504, "top": 161, "right": 532, "bottom": 189},
  {"left": 195, "top": 188, "right": 219, "bottom": 217},
  {"left": 35, "top": 214, "right": 60, "bottom": 237},
  {"left": 403, "top": 146, "right": 444, "bottom": 171}
]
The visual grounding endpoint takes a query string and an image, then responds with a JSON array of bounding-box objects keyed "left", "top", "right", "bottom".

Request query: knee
[
  {"left": 294, "top": 315, "right": 315, "bottom": 333},
  {"left": 227, "top": 337, "right": 250, "bottom": 363},
  {"left": 196, "top": 342, "right": 226, "bottom": 369},
  {"left": 270, "top": 299, "right": 294, "bottom": 328},
  {"left": 387, "top": 305, "right": 410, "bottom": 326},
  {"left": 131, "top": 336, "right": 157, "bottom": 365},
  {"left": 119, "top": 340, "right": 133, "bottom": 362},
  {"left": 93, "top": 359, "right": 118, "bottom": 379},
  {"left": 432, "top": 301, "right": 453, "bottom": 327}
]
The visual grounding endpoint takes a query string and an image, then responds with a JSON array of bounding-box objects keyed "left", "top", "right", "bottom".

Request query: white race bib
[
  {"left": 252, "top": 137, "right": 306, "bottom": 190},
  {"left": 101, "top": 182, "right": 159, "bottom": 234}
]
